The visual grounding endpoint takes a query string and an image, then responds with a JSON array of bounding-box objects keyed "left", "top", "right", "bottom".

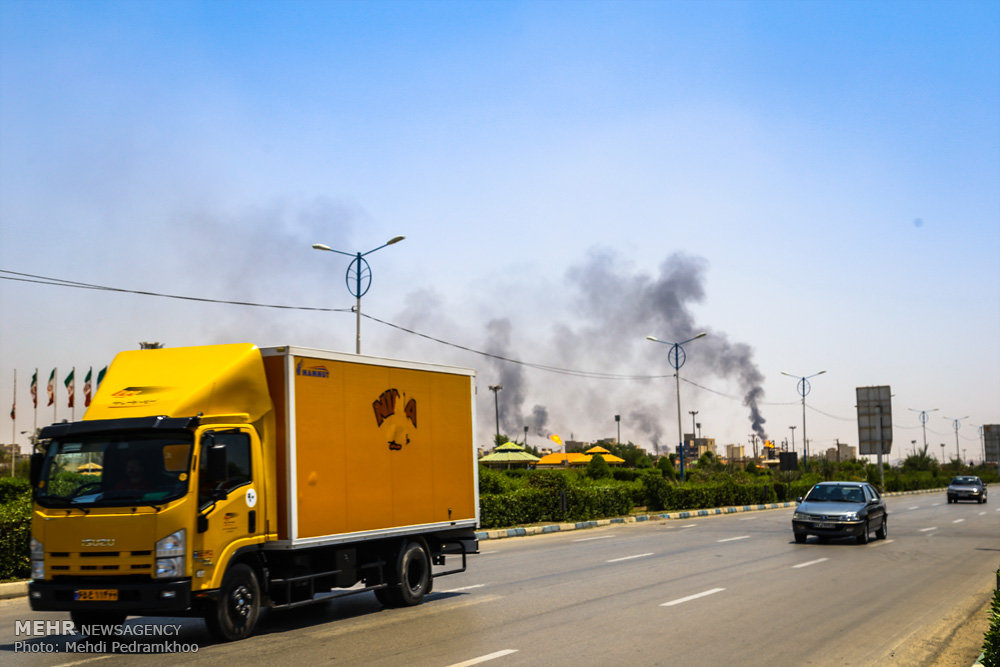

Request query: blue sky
[{"left": 2, "top": 1, "right": 998, "bottom": 461}]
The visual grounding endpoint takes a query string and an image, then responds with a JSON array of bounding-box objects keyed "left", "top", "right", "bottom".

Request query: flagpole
[
  {"left": 53, "top": 367, "right": 58, "bottom": 423},
  {"left": 32, "top": 368, "right": 37, "bottom": 435}
]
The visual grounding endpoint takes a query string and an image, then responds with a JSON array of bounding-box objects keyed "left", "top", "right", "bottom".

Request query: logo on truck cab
[{"left": 373, "top": 388, "right": 417, "bottom": 451}]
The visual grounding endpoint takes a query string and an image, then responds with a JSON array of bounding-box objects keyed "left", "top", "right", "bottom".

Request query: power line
[
  {"left": 2, "top": 268, "right": 807, "bottom": 403},
  {"left": 680, "top": 376, "right": 798, "bottom": 406},
  {"left": 0, "top": 270, "right": 353, "bottom": 313},
  {"left": 360, "top": 312, "right": 667, "bottom": 380}
]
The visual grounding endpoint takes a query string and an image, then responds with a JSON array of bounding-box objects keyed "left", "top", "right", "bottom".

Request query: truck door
[{"left": 192, "top": 428, "right": 264, "bottom": 589}]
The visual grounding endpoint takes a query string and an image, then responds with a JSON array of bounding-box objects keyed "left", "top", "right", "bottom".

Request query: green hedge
[
  {"left": 0, "top": 491, "right": 31, "bottom": 581},
  {"left": 641, "top": 478, "right": 813, "bottom": 512},
  {"left": 480, "top": 485, "right": 633, "bottom": 529},
  {"left": 0, "top": 478, "right": 30, "bottom": 504},
  {"left": 480, "top": 477, "right": 821, "bottom": 528}
]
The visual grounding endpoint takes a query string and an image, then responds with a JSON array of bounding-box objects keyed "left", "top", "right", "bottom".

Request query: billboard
[
  {"left": 985, "top": 425, "right": 1000, "bottom": 464},
  {"left": 856, "top": 385, "right": 893, "bottom": 456}
]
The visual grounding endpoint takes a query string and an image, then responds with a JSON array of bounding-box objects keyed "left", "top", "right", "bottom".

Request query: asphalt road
[{"left": 2, "top": 491, "right": 998, "bottom": 666}]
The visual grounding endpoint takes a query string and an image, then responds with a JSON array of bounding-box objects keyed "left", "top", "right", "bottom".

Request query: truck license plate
[{"left": 75, "top": 589, "right": 118, "bottom": 601}]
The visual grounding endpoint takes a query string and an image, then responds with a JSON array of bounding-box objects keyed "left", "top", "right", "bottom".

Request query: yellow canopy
[{"left": 535, "top": 452, "right": 589, "bottom": 466}]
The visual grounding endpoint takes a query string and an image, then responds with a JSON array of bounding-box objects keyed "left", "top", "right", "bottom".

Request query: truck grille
[{"left": 47, "top": 550, "right": 153, "bottom": 575}]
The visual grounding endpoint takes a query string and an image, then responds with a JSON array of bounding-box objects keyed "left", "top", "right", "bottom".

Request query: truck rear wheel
[
  {"left": 390, "top": 540, "right": 432, "bottom": 607},
  {"left": 205, "top": 563, "right": 261, "bottom": 642}
]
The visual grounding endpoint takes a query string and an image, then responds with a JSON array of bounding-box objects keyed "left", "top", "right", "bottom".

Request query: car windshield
[
  {"left": 805, "top": 485, "right": 865, "bottom": 503},
  {"left": 36, "top": 432, "right": 193, "bottom": 507},
  {"left": 951, "top": 477, "right": 978, "bottom": 485}
]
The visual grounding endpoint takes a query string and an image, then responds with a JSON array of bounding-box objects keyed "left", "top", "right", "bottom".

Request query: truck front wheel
[{"left": 205, "top": 563, "right": 261, "bottom": 642}]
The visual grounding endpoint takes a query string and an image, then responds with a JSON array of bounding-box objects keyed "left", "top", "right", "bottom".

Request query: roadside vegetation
[
  {"left": 984, "top": 566, "right": 1000, "bottom": 667},
  {"left": 0, "top": 476, "right": 30, "bottom": 581},
  {"left": 478, "top": 441, "right": 998, "bottom": 530}
]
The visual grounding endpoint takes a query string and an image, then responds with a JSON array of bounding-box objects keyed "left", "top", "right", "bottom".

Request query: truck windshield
[{"left": 36, "top": 432, "right": 194, "bottom": 508}]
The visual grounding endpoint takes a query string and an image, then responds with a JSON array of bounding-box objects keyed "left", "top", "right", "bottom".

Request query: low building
[
  {"left": 824, "top": 442, "right": 858, "bottom": 462},
  {"left": 726, "top": 444, "right": 746, "bottom": 461}
]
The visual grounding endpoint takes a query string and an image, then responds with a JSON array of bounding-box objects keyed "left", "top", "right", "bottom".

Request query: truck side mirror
[{"left": 30, "top": 453, "right": 44, "bottom": 487}]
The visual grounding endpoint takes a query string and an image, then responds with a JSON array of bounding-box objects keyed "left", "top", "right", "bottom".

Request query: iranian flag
[
  {"left": 30, "top": 369, "right": 38, "bottom": 408},
  {"left": 97, "top": 366, "right": 107, "bottom": 387},
  {"left": 46, "top": 369, "right": 55, "bottom": 406},
  {"left": 64, "top": 368, "right": 75, "bottom": 408},
  {"left": 83, "top": 367, "right": 93, "bottom": 407}
]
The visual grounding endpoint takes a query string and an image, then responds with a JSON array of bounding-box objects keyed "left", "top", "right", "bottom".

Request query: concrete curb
[
  {"left": 475, "top": 486, "right": 948, "bottom": 541},
  {"left": 0, "top": 580, "right": 28, "bottom": 600}
]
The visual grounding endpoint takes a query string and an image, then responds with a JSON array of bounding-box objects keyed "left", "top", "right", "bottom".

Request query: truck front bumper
[{"left": 28, "top": 579, "right": 192, "bottom": 615}]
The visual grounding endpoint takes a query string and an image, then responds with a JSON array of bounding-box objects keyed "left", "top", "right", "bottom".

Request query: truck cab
[{"left": 30, "top": 415, "right": 268, "bottom": 637}]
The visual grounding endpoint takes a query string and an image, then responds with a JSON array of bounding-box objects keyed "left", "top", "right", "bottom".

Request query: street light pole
[
  {"left": 781, "top": 370, "right": 826, "bottom": 467},
  {"left": 908, "top": 408, "right": 938, "bottom": 454},
  {"left": 615, "top": 414, "right": 621, "bottom": 445},
  {"left": 646, "top": 332, "right": 707, "bottom": 482},
  {"left": 489, "top": 385, "right": 503, "bottom": 445},
  {"left": 312, "top": 236, "right": 405, "bottom": 354},
  {"left": 944, "top": 416, "right": 969, "bottom": 464},
  {"left": 789, "top": 426, "right": 796, "bottom": 459}
]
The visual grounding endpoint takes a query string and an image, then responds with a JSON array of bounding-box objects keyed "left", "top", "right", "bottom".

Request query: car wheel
[
  {"left": 794, "top": 533, "right": 807, "bottom": 544},
  {"left": 875, "top": 516, "right": 887, "bottom": 540},
  {"left": 856, "top": 520, "right": 870, "bottom": 545}
]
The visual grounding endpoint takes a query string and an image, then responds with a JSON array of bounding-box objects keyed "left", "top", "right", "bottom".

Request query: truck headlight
[
  {"left": 30, "top": 537, "right": 44, "bottom": 580},
  {"left": 155, "top": 557, "right": 184, "bottom": 579},
  {"left": 155, "top": 529, "right": 185, "bottom": 579}
]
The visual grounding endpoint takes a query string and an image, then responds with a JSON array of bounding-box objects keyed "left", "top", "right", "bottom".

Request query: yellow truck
[{"left": 28, "top": 344, "right": 479, "bottom": 641}]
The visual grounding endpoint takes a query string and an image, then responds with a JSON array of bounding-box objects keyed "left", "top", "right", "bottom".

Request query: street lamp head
[
  {"left": 312, "top": 243, "right": 332, "bottom": 251},
  {"left": 386, "top": 235, "right": 405, "bottom": 245},
  {"left": 645, "top": 335, "right": 660, "bottom": 342}
]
